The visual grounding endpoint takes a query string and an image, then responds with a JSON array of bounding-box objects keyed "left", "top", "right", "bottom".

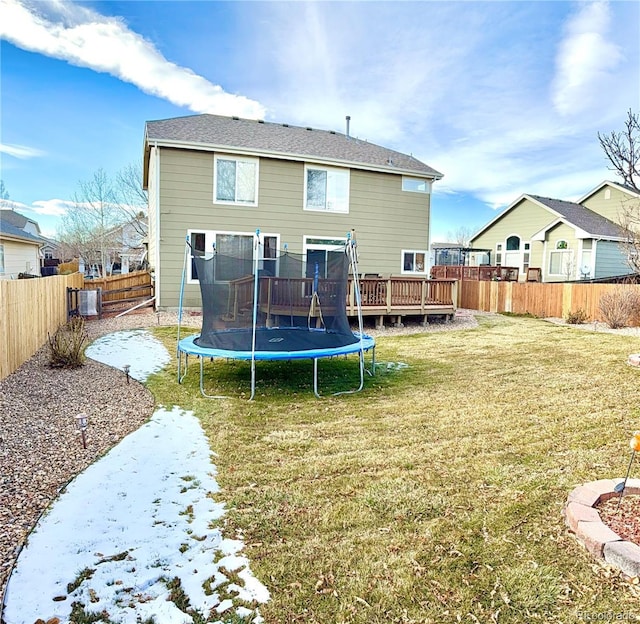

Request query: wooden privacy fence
[
  {"left": 459, "top": 280, "right": 640, "bottom": 322},
  {"left": 0, "top": 272, "right": 84, "bottom": 380},
  {"left": 84, "top": 271, "right": 154, "bottom": 314}
]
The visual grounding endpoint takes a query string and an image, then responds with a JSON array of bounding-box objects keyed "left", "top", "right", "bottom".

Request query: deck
[{"left": 226, "top": 275, "right": 457, "bottom": 328}]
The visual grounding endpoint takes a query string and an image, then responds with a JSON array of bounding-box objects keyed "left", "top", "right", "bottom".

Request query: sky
[
  {"left": 3, "top": 330, "right": 269, "bottom": 624},
  {"left": 0, "top": 0, "right": 639, "bottom": 242}
]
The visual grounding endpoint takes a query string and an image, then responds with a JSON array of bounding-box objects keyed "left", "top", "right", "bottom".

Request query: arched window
[{"left": 506, "top": 235, "right": 520, "bottom": 251}]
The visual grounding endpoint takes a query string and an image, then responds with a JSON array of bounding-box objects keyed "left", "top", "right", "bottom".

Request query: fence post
[{"left": 562, "top": 283, "right": 572, "bottom": 320}]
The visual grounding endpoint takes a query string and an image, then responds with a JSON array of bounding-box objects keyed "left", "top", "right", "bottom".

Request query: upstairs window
[
  {"left": 214, "top": 155, "right": 258, "bottom": 205},
  {"left": 304, "top": 165, "right": 349, "bottom": 213},
  {"left": 402, "top": 177, "right": 431, "bottom": 193}
]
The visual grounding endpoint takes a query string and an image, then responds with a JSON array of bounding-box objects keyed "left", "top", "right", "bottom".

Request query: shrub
[
  {"left": 48, "top": 316, "right": 89, "bottom": 368},
  {"left": 565, "top": 308, "right": 589, "bottom": 324},
  {"left": 598, "top": 287, "right": 640, "bottom": 329}
]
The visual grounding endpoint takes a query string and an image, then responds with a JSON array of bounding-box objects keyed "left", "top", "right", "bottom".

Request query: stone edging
[{"left": 563, "top": 478, "right": 640, "bottom": 578}]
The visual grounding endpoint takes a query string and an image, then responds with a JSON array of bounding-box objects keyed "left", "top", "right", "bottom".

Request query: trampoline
[{"left": 177, "top": 230, "right": 375, "bottom": 399}]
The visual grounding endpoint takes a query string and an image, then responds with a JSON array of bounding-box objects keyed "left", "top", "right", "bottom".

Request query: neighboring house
[
  {"left": 469, "top": 181, "right": 640, "bottom": 282},
  {"left": 0, "top": 210, "right": 43, "bottom": 278},
  {"left": 104, "top": 215, "right": 148, "bottom": 273},
  {"left": 143, "top": 114, "right": 443, "bottom": 309}
]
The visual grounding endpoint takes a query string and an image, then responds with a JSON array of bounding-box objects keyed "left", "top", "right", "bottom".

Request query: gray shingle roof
[
  {"left": 529, "top": 195, "right": 625, "bottom": 238},
  {"left": 0, "top": 217, "right": 43, "bottom": 244},
  {"left": 145, "top": 114, "right": 442, "bottom": 178}
]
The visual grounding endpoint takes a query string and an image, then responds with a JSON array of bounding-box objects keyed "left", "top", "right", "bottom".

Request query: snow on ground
[
  {"left": 3, "top": 331, "right": 269, "bottom": 624},
  {"left": 85, "top": 329, "right": 173, "bottom": 382}
]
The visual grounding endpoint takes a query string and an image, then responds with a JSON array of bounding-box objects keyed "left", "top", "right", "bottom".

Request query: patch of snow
[
  {"left": 4, "top": 332, "right": 269, "bottom": 623},
  {"left": 85, "top": 329, "right": 172, "bottom": 381}
]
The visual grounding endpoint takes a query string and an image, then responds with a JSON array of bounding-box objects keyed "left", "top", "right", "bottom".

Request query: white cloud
[
  {"left": 30, "top": 198, "right": 73, "bottom": 217},
  {"left": 552, "top": 1, "right": 624, "bottom": 116},
  {"left": 0, "top": 143, "right": 45, "bottom": 159},
  {"left": 0, "top": 0, "right": 266, "bottom": 118}
]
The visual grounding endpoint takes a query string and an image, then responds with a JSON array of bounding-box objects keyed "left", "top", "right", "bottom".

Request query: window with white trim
[
  {"left": 549, "top": 240, "right": 573, "bottom": 277},
  {"left": 495, "top": 243, "right": 503, "bottom": 266},
  {"left": 401, "top": 250, "right": 426, "bottom": 274},
  {"left": 214, "top": 155, "right": 258, "bottom": 205},
  {"left": 304, "top": 165, "right": 349, "bottom": 213},
  {"left": 188, "top": 230, "right": 279, "bottom": 282},
  {"left": 402, "top": 177, "right": 431, "bottom": 193},
  {"left": 523, "top": 242, "right": 530, "bottom": 272}
]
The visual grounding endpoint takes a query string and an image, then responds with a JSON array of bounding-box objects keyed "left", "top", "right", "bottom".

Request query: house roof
[
  {"left": 143, "top": 114, "right": 443, "bottom": 187},
  {"left": 0, "top": 218, "right": 44, "bottom": 245},
  {"left": 528, "top": 195, "right": 625, "bottom": 239},
  {"left": 470, "top": 181, "right": 634, "bottom": 243},
  {"left": 0, "top": 208, "right": 41, "bottom": 234}
]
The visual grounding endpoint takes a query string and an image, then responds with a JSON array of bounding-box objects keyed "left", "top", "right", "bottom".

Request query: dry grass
[{"left": 148, "top": 315, "right": 640, "bottom": 623}]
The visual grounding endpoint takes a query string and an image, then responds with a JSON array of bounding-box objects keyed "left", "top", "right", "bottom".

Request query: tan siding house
[
  {"left": 469, "top": 181, "right": 639, "bottom": 282},
  {"left": 0, "top": 211, "right": 43, "bottom": 279},
  {"left": 143, "top": 114, "right": 443, "bottom": 309}
]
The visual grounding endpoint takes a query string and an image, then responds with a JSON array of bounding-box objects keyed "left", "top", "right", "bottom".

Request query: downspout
[{"left": 154, "top": 142, "right": 161, "bottom": 309}]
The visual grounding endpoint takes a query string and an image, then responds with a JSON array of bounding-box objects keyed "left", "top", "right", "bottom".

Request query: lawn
[{"left": 148, "top": 315, "right": 640, "bottom": 623}]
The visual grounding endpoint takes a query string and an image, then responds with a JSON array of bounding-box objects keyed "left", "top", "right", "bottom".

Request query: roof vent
[
  {"left": 232, "top": 116, "right": 240, "bottom": 120},
  {"left": 306, "top": 127, "right": 313, "bottom": 131},
  {"left": 282, "top": 123, "right": 289, "bottom": 127},
  {"left": 258, "top": 119, "right": 265, "bottom": 124},
  {"left": 387, "top": 158, "right": 393, "bottom": 166},
  {"left": 329, "top": 130, "right": 336, "bottom": 135}
]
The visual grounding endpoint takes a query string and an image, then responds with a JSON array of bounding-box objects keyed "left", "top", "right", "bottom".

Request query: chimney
[{"left": 346, "top": 115, "right": 351, "bottom": 138}]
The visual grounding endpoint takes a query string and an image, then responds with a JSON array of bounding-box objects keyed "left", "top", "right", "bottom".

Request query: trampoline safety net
[{"left": 192, "top": 245, "right": 358, "bottom": 353}]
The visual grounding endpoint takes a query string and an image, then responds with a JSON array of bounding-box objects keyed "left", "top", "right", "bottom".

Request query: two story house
[
  {"left": 469, "top": 181, "right": 639, "bottom": 282},
  {"left": 142, "top": 114, "right": 443, "bottom": 309}
]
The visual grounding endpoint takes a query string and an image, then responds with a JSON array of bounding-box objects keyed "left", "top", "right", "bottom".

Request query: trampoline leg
[
  {"left": 199, "top": 355, "right": 228, "bottom": 399},
  {"left": 178, "top": 353, "right": 189, "bottom": 384},
  {"left": 367, "top": 346, "right": 376, "bottom": 377},
  {"left": 313, "top": 358, "right": 321, "bottom": 399}
]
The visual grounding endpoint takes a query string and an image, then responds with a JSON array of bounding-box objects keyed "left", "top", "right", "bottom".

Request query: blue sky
[{"left": 0, "top": 0, "right": 638, "bottom": 241}]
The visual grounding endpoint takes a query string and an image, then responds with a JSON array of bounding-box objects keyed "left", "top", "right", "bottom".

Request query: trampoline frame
[{"left": 176, "top": 230, "right": 375, "bottom": 399}]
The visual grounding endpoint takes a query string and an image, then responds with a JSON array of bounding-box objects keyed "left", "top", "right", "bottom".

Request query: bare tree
[
  {"left": 598, "top": 109, "right": 639, "bottom": 191},
  {"left": 57, "top": 165, "right": 148, "bottom": 275},
  {"left": 114, "top": 162, "right": 148, "bottom": 236},
  {"left": 445, "top": 225, "right": 476, "bottom": 246},
  {"left": 599, "top": 110, "right": 640, "bottom": 273}
]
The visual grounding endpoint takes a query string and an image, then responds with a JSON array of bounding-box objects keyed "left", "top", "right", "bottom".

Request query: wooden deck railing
[
  {"left": 431, "top": 265, "right": 519, "bottom": 281},
  {"left": 224, "top": 275, "right": 457, "bottom": 322},
  {"left": 347, "top": 276, "right": 457, "bottom": 316}
]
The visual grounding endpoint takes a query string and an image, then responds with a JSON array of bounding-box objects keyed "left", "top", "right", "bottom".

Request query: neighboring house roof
[
  {"left": 143, "top": 114, "right": 443, "bottom": 187},
  {"left": 0, "top": 218, "right": 44, "bottom": 245},
  {"left": 470, "top": 181, "right": 634, "bottom": 243},
  {"left": 528, "top": 195, "right": 625, "bottom": 239},
  {"left": 0, "top": 208, "right": 42, "bottom": 236}
]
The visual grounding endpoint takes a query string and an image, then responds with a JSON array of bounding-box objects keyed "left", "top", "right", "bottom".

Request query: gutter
[{"left": 154, "top": 142, "right": 161, "bottom": 309}]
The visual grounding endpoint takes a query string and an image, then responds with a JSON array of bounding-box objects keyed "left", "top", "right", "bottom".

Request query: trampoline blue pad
[{"left": 179, "top": 329, "right": 375, "bottom": 361}]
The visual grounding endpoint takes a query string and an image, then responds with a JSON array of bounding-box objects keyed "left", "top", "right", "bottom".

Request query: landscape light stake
[
  {"left": 75, "top": 413, "right": 88, "bottom": 449},
  {"left": 123, "top": 364, "right": 131, "bottom": 384},
  {"left": 616, "top": 431, "right": 640, "bottom": 510}
]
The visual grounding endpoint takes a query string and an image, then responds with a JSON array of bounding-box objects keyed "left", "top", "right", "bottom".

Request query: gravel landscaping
[{"left": 0, "top": 309, "right": 479, "bottom": 608}]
